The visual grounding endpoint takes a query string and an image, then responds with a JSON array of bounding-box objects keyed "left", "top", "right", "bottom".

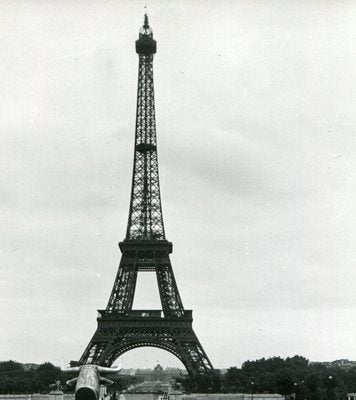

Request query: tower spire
[
  {"left": 127, "top": 14, "right": 161, "bottom": 240},
  {"left": 144, "top": 13, "right": 149, "bottom": 28}
]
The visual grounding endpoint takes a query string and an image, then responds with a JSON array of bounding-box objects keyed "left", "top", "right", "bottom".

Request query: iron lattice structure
[{"left": 79, "top": 16, "right": 213, "bottom": 375}]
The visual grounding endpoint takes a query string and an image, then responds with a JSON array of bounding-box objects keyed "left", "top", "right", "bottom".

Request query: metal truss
[
  {"left": 105, "top": 243, "right": 184, "bottom": 317},
  {"left": 79, "top": 16, "right": 214, "bottom": 376},
  {"left": 126, "top": 51, "right": 165, "bottom": 241},
  {"left": 79, "top": 313, "right": 213, "bottom": 375}
]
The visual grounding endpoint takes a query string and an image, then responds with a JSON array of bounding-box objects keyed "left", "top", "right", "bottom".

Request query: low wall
[
  {"left": 0, "top": 395, "right": 75, "bottom": 400},
  {"left": 181, "top": 395, "right": 283, "bottom": 400},
  {"left": 0, "top": 393, "right": 283, "bottom": 400}
]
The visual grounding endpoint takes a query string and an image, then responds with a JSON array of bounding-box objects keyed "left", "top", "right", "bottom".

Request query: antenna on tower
[{"left": 144, "top": 13, "right": 149, "bottom": 28}]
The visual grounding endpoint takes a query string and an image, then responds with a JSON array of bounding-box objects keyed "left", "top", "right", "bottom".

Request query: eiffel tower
[{"left": 79, "top": 15, "right": 213, "bottom": 375}]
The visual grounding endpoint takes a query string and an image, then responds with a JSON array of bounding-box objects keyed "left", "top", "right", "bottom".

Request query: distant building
[
  {"left": 128, "top": 364, "right": 184, "bottom": 384},
  {"left": 122, "top": 364, "right": 185, "bottom": 392}
]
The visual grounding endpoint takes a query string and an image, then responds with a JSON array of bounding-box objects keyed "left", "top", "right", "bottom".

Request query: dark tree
[
  {"left": 273, "top": 367, "right": 295, "bottom": 398},
  {"left": 0, "top": 361, "right": 24, "bottom": 373},
  {"left": 224, "top": 366, "right": 244, "bottom": 392},
  {"left": 36, "top": 362, "right": 62, "bottom": 387}
]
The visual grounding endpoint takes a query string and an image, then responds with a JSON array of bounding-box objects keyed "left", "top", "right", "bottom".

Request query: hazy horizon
[{"left": 2, "top": 355, "right": 354, "bottom": 371}]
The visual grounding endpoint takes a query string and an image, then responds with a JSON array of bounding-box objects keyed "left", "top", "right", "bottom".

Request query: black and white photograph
[{"left": 0, "top": 1, "right": 355, "bottom": 399}]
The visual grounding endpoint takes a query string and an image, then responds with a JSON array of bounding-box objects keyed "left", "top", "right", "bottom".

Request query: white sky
[{"left": 0, "top": 0, "right": 355, "bottom": 370}]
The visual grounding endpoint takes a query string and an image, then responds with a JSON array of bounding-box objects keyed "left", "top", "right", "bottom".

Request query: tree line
[
  {"left": 0, "top": 361, "right": 63, "bottom": 394},
  {"left": 2, "top": 356, "right": 356, "bottom": 399},
  {"left": 177, "top": 356, "right": 356, "bottom": 399}
]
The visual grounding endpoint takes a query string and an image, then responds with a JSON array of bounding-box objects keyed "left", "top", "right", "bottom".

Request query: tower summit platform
[{"left": 136, "top": 14, "right": 157, "bottom": 55}]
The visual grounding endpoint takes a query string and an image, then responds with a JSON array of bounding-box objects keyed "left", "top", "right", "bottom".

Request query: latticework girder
[
  {"left": 126, "top": 52, "right": 164, "bottom": 241},
  {"left": 79, "top": 15, "right": 214, "bottom": 376},
  {"left": 106, "top": 243, "right": 184, "bottom": 317},
  {"left": 79, "top": 314, "right": 213, "bottom": 375}
]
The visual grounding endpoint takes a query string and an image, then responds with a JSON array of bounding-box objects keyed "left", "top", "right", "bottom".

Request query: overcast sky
[{"left": 0, "top": 0, "right": 355, "bottom": 370}]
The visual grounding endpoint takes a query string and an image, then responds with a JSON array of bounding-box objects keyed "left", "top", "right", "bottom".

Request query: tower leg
[{"left": 106, "top": 255, "right": 138, "bottom": 314}]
